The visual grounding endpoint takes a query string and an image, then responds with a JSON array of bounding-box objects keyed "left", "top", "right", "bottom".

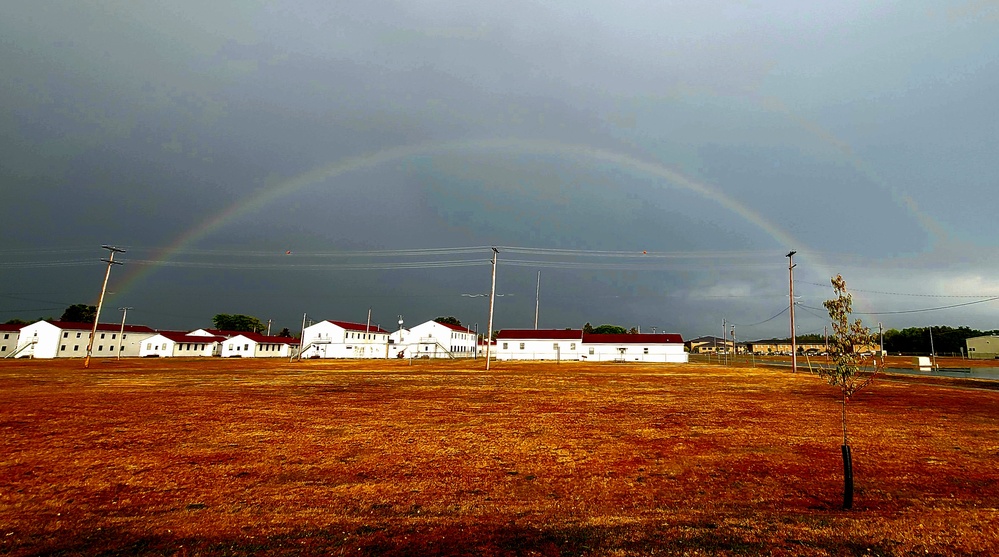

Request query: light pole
[
  {"left": 787, "top": 250, "right": 797, "bottom": 373},
  {"left": 116, "top": 307, "right": 132, "bottom": 359},
  {"left": 486, "top": 247, "right": 498, "bottom": 370},
  {"left": 85, "top": 245, "right": 125, "bottom": 368}
]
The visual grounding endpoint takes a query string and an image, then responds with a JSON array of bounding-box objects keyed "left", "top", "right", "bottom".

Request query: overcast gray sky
[{"left": 2, "top": 1, "right": 997, "bottom": 339}]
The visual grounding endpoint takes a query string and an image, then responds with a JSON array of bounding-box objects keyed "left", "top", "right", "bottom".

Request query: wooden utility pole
[
  {"left": 85, "top": 245, "right": 124, "bottom": 369},
  {"left": 486, "top": 248, "right": 498, "bottom": 370},
  {"left": 787, "top": 250, "right": 797, "bottom": 373}
]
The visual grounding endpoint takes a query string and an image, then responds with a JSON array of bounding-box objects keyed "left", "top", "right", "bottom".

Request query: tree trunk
[{"left": 842, "top": 444, "right": 854, "bottom": 509}]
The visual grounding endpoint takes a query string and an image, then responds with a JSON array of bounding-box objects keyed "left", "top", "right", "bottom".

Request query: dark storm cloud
[{"left": 2, "top": 1, "right": 998, "bottom": 338}]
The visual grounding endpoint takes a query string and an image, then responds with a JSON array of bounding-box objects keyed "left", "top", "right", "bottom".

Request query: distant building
[
  {"left": 0, "top": 324, "right": 21, "bottom": 357},
  {"left": 495, "top": 329, "right": 687, "bottom": 363},
  {"left": 15, "top": 320, "right": 156, "bottom": 359},
  {"left": 300, "top": 320, "right": 391, "bottom": 359},
  {"left": 582, "top": 333, "right": 687, "bottom": 363},
  {"left": 140, "top": 331, "right": 226, "bottom": 358},
  {"left": 686, "top": 336, "right": 732, "bottom": 354},
  {"left": 390, "top": 320, "right": 476, "bottom": 359},
  {"left": 496, "top": 329, "right": 583, "bottom": 361},
  {"left": 966, "top": 335, "right": 999, "bottom": 360},
  {"left": 220, "top": 332, "right": 299, "bottom": 358}
]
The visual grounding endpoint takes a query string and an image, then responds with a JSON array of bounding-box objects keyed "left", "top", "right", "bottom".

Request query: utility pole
[
  {"left": 296, "top": 312, "right": 307, "bottom": 361},
  {"left": 534, "top": 270, "right": 541, "bottom": 329},
  {"left": 878, "top": 322, "right": 884, "bottom": 361},
  {"left": 718, "top": 319, "right": 728, "bottom": 365},
  {"left": 116, "top": 306, "right": 132, "bottom": 360},
  {"left": 266, "top": 319, "right": 272, "bottom": 336},
  {"left": 732, "top": 325, "right": 736, "bottom": 361},
  {"left": 85, "top": 245, "right": 125, "bottom": 369},
  {"left": 787, "top": 250, "right": 797, "bottom": 373},
  {"left": 486, "top": 247, "right": 498, "bottom": 370}
]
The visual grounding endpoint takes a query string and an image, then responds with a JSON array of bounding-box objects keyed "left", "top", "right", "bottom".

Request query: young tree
[
  {"left": 821, "top": 274, "right": 884, "bottom": 509},
  {"left": 434, "top": 316, "right": 462, "bottom": 326}
]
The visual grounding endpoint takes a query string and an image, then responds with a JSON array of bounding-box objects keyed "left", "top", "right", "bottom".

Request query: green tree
[
  {"left": 591, "top": 324, "right": 627, "bottom": 335},
  {"left": 821, "top": 274, "right": 884, "bottom": 509},
  {"left": 4, "top": 318, "right": 29, "bottom": 326},
  {"left": 434, "top": 316, "right": 462, "bottom": 326},
  {"left": 212, "top": 314, "right": 266, "bottom": 333},
  {"left": 61, "top": 304, "right": 97, "bottom": 323},
  {"left": 277, "top": 327, "right": 292, "bottom": 338},
  {"left": 583, "top": 322, "right": 594, "bottom": 334}
]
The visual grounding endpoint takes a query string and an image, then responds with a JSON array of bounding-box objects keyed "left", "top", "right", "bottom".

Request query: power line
[
  {"left": 798, "top": 296, "right": 999, "bottom": 316},
  {"left": 800, "top": 281, "right": 995, "bottom": 299},
  {"left": 731, "top": 305, "right": 789, "bottom": 328}
]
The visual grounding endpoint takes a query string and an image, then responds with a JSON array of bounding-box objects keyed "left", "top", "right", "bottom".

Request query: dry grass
[{"left": 2, "top": 357, "right": 998, "bottom": 556}]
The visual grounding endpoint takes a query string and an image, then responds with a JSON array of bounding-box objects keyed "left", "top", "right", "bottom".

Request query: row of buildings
[{"left": 1, "top": 319, "right": 689, "bottom": 363}]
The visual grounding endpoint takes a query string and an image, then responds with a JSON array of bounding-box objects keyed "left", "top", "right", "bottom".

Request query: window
[
  {"left": 244, "top": 344, "right": 249, "bottom": 351},
  {"left": 1, "top": 347, "right": 5, "bottom": 352},
  {"left": 122, "top": 334, "right": 126, "bottom": 339},
  {"left": 74, "top": 345, "right": 79, "bottom": 351},
  {"left": 98, "top": 345, "right": 103, "bottom": 351},
  {"left": 589, "top": 347, "right": 595, "bottom": 355},
  {"left": 554, "top": 343, "right": 559, "bottom": 350},
  {"left": 111, "top": 334, "right": 116, "bottom": 339},
  {"left": 119, "top": 346, "right": 124, "bottom": 351},
  {"left": 570, "top": 343, "right": 576, "bottom": 350},
  {"left": 2, "top": 333, "right": 7, "bottom": 339},
  {"left": 146, "top": 343, "right": 152, "bottom": 350},
  {"left": 76, "top": 333, "right": 81, "bottom": 338},
  {"left": 502, "top": 342, "right": 508, "bottom": 350},
  {"left": 161, "top": 344, "right": 166, "bottom": 350},
  {"left": 520, "top": 343, "right": 525, "bottom": 350},
  {"left": 63, "top": 332, "right": 69, "bottom": 338},
  {"left": 61, "top": 345, "right": 66, "bottom": 351},
  {"left": 100, "top": 333, "right": 105, "bottom": 339},
  {"left": 644, "top": 348, "right": 649, "bottom": 355},
  {"left": 228, "top": 344, "right": 233, "bottom": 350}
]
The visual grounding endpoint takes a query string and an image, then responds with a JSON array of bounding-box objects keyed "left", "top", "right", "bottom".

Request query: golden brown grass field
[{"left": 2, "top": 357, "right": 998, "bottom": 556}]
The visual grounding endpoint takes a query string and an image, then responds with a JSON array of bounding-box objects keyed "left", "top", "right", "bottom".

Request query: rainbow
[{"left": 115, "top": 138, "right": 826, "bottom": 295}]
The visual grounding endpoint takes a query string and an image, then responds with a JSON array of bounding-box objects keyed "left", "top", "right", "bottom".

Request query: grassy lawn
[{"left": 2, "top": 358, "right": 997, "bottom": 556}]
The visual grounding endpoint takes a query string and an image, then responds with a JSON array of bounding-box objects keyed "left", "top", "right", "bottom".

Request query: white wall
[
  {"left": 301, "top": 322, "right": 390, "bottom": 359},
  {"left": 496, "top": 338, "right": 581, "bottom": 361},
  {"left": 0, "top": 329, "right": 20, "bottom": 357},
  {"left": 581, "top": 343, "right": 687, "bottom": 363}
]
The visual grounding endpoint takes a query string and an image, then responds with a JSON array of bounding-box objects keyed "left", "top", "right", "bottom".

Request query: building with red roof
[
  {"left": 16, "top": 320, "right": 157, "bottom": 359},
  {"left": 300, "top": 319, "right": 392, "bottom": 359},
  {"left": 495, "top": 329, "right": 686, "bottom": 363}
]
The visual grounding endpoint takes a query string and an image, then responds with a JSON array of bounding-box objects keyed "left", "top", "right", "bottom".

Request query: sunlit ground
[{"left": 2, "top": 358, "right": 997, "bottom": 556}]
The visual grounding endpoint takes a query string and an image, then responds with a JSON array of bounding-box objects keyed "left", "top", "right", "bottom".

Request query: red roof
[
  {"left": 323, "top": 320, "right": 390, "bottom": 334},
  {"left": 582, "top": 333, "right": 684, "bottom": 344},
  {"left": 497, "top": 329, "right": 583, "bottom": 340},
  {"left": 434, "top": 321, "right": 475, "bottom": 333},
  {"left": 0, "top": 324, "right": 22, "bottom": 332},
  {"left": 228, "top": 332, "right": 299, "bottom": 345},
  {"left": 155, "top": 331, "right": 227, "bottom": 343},
  {"left": 46, "top": 321, "right": 156, "bottom": 334}
]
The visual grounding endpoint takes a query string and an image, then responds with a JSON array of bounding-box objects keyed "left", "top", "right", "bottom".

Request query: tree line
[{"left": 772, "top": 326, "right": 999, "bottom": 355}]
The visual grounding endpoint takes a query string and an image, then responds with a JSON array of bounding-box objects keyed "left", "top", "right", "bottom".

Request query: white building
[
  {"left": 300, "top": 320, "right": 391, "bottom": 359},
  {"left": 139, "top": 331, "right": 226, "bottom": 358},
  {"left": 496, "top": 329, "right": 583, "bottom": 361},
  {"left": 15, "top": 320, "right": 156, "bottom": 359},
  {"left": 220, "top": 332, "right": 299, "bottom": 358},
  {"left": 389, "top": 320, "right": 477, "bottom": 359},
  {"left": 495, "top": 329, "right": 687, "bottom": 363},
  {"left": 580, "top": 333, "right": 687, "bottom": 363},
  {"left": 1, "top": 324, "right": 21, "bottom": 358}
]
